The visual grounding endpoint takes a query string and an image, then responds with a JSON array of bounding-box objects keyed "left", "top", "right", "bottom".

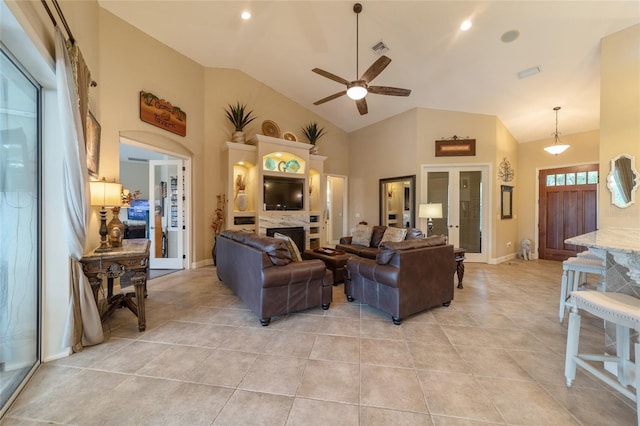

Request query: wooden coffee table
[{"left": 303, "top": 248, "right": 352, "bottom": 285}]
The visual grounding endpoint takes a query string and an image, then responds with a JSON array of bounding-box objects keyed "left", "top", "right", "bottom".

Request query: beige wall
[
  {"left": 203, "top": 68, "right": 350, "bottom": 256},
  {"left": 349, "top": 107, "right": 519, "bottom": 262},
  {"left": 517, "top": 130, "right": 600, "bottom": 253},
  {"left": 599, "top": 24, "right": 640, "bottom": 228},
  {"left": 98, "top": 9, "right": 205, "bottom": 262},
  {"left": 348, "top": 109, "right": 417, "bottom": 227}
]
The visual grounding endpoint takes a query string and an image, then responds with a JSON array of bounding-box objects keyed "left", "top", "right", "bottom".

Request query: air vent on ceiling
[
  {"left": 517, "top": 66, "right": 542, "bottom": 79},
  {"left": 127, "top": 157, "right": 149, "bottom": 162},
  {"left": 371, "top": 40, "right": 389, "bottom": 56}
]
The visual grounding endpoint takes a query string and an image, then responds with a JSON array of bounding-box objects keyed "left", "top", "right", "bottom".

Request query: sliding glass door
[{"left": 0, "top": 47, "right": 41, "bottom": 415}]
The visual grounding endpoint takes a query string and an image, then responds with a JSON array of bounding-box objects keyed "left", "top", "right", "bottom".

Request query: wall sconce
[
  {"left": 89, "top": 179, "right": 122, "bottom": 252},
  {"left": 419, "top": 203, "right": 443, "bottom": 236}
]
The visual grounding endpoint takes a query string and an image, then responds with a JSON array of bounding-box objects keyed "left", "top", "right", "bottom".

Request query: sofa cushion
[
  {"left": 376, "top": 235, "right": 447, "bottom": 265},
  {"left": 370, "top": 226, "right": 387, "bottom": 248},
  {"left": 352, "top": 224, "right": 373, "bottom": 246},
  {"left": 380, "top": 227, "right": 407, "bottom": 244},
  {"left": 405, "top": 227, "right": 425, "bottom": 240},
  {"left": 274, "top": 232, "right": 302, "bottom": 262}
]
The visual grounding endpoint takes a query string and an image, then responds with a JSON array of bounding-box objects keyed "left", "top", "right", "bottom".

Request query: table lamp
[
  {"left": 90, "top": 179, "right": 122, "bottom": 252},
  {"left": 419, "top": 203, "right": 443, "bottom": 236}
]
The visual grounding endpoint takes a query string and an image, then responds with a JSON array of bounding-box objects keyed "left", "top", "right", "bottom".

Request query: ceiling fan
[{"left": 312, "top": 3, "right": 411, "bottom": 115}]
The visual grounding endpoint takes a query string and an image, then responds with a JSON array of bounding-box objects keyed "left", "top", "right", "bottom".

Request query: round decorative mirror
[{"left": 606, "top": 153, "right": 639, "bottom": 208}]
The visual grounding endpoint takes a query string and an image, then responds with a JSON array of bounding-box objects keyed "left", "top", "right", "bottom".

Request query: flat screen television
[
  {"left": 263, "top": 176, "right": 304, "bottom": 211},
  {"left": 127, "top": 199, "right": 149, "bottom": 221}
]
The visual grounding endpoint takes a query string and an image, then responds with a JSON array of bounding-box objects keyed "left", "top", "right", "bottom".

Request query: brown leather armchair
[
  {"left": 344, "top": 236, "right": 454, "bottom": 324},
  {"left": 216, "top": 230, "right": 333, "bottom": 325}
]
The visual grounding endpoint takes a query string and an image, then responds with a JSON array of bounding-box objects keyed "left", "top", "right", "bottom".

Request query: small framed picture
[{"left": 86, "top": 111, "right": 101, "bottom": 178}]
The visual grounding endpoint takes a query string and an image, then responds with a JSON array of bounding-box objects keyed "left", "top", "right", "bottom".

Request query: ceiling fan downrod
[{"left": 354, "top": 3, "right": 362, "bottom": 80}]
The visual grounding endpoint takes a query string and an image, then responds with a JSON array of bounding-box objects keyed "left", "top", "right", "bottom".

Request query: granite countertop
[{"left": 565, "top": 228, "right": 640, "bottom": 255}]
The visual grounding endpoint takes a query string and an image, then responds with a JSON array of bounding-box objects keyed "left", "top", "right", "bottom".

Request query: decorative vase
[
  {"left": 310, "top": 145, "right": 319, "bottom": 155},
  {"left": 232, "top": 131, "right": 246, "bottom": 144},
  {"left": 236, "top": 190, "right": 248, "bottom": 211}
]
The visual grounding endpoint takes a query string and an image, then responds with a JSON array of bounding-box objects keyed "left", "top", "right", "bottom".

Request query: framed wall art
[
  {"left": 435, "top": 137, "right": 476, "bottom": 157},
  {"left": 85, "top": 111, "right": 101, "bottom": 178}
]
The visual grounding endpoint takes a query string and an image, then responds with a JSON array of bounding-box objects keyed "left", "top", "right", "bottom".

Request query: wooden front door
[{"left": 538, "top": 164, "right": 599, "bottom": 261}]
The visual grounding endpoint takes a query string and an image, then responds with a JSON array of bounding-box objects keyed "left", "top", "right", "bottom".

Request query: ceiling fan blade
[
  {"left": 356, "top": 98, "right": 368, "bottom": 115},
  {"left": 368, "top": 86, "right": 412, "bottom": 97},
  {"left": 312, "top": 68, "right": 350, "bottom": 86},
  {"left": 360, "top": 55, "right": 392, "bottom": 84},
  {"left": 313, "top": 91, "right": 347, "bottom": 105}
]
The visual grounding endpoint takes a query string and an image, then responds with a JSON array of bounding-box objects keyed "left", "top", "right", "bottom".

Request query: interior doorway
[
  {"left": 120, "top": 141, "right": 190, "bottom": 270},
  {"left": 325, "top": 175, "right": 348, "bottom": 245}
]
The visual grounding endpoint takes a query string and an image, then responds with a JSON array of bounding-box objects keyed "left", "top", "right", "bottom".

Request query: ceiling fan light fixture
[{"left": 347, "top": 84, "right": 368, "bottom": 100}]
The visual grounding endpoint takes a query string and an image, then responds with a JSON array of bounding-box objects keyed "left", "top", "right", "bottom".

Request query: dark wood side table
[
  {"left": 454, "top": 247, "right": 466, "bottom": 289},
  {"left": 80, "top": 239, "right": 150, "bottom": 331}
]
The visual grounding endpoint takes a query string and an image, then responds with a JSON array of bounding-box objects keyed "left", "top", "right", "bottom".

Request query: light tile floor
[{"left": 3, "top": 259, "right": 638, "bottom": 425}]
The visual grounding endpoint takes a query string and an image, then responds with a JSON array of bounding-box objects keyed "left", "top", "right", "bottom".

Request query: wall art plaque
[
  {"left": 140, "top": 91, "right": 187, "bottom": 137},
  {"left": 435, "top": 136, "right": 476, "bottom": 157}
]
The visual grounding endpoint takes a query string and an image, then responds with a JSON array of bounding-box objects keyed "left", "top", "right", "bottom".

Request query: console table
[{"left": 80, "top": 239, "right": 150, "bottom": 331}]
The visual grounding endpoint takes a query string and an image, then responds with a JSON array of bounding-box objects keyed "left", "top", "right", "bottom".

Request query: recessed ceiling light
[
  {"left": 460, "top": 20, "right": 472, "bottom": 31},
  {"left": 241, "top": 11, "right": 251, "bottom": 20},
  {"left": 501, "top": 30, "right": 520, "bottom": 43}
]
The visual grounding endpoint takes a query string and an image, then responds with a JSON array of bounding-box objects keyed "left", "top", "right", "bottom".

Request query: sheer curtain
[{"left": 55, "top": 27, "right": 103, "bottom": 351}]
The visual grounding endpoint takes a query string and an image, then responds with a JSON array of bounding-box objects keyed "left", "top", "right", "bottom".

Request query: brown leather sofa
[
  {"left": 345, "top": 235, "right": 454, "bottom": 324},
  {"left": 216, "top": 230, "right": 333, "bottom": 325},
  {"left": 336, "top": 225, "right": 424, "bottom": 259}
]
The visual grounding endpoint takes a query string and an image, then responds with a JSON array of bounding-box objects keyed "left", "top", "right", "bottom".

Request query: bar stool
[
  {"left": 565, "top": 291, "right": 640, "bottom": 425},
  {"left": 577, "top": 250, "right": 604, "bottom": 261},
  {"left": 559, "top": 256, "right": 606, "bottom": 323}
]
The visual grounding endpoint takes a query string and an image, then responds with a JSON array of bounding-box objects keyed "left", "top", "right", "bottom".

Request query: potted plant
[
  {"left": 225, "top": 102, "right": 257, "bottom": 143},
  {"left": 302, "top": 122, "right": 327, "bottom": 154}
]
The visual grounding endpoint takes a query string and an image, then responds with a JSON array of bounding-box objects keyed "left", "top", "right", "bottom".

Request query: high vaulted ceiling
[{"left": 99, "top": 1, "right": 639, "bottom": 143}]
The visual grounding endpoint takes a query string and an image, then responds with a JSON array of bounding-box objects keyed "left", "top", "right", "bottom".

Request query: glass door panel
[
  {"left": 424, "top": 166, "right": 488, "bottom": 262},
  {"left": 149, "top": 160, "right": 184, "bottom": 269},
  {"left": 0, "top": 48, "right": 40, "bottom": 415}
]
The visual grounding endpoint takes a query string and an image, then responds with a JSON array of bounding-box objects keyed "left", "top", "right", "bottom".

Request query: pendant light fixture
[{"left": 544, "top": 106, "right": 570, "bottom": 155}]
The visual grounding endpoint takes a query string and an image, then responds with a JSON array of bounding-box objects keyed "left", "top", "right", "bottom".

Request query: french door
[
  {"left": 149, "top": 160, "right": 185, "bottom": 269},
  {"left": 422, "top": 165, "right": 489, "bottom": 262}
]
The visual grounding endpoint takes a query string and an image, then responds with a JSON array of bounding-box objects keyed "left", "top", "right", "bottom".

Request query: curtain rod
[
  {"left": 41, "top": 0, "right": 74, "bottom": 45},
  {"left": 41, "top": 0, "right": 97, "bottom": 87}
]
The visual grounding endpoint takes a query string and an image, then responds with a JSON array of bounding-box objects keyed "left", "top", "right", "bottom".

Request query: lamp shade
[
  {"left": 90, "top": 180, "right": 122, "bottom": 207},
  {"left": 544, "top": 144, "right": 570, "bottom": 155},
  {"left": 419, "top": 203, "right": 443, "bottom": 219}
]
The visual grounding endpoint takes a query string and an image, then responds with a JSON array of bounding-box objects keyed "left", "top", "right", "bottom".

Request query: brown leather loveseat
[
  {"left": 345, "top": 235, "right": 454, "bottom": 324},
  {"left": 336, "top": 225, "right": 425, "bottom": 259},
  {"left": 216, "top": 230, "right": 333, "bottom": 325}
]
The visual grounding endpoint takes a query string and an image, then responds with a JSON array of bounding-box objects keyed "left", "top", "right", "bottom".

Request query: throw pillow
[
  {"left": 273, "top": 232, "right": 302, "bottom": 262},
  {"left": 380, "top": 227, "right": 407, "bottom": 243},
  {"left": 351, "top": 224, "right": 373, "bottom": 246}
]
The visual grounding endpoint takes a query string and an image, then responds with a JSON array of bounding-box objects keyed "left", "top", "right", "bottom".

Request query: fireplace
[{"left": 267, "top": 227, "right": 305, "bottom": 251}]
